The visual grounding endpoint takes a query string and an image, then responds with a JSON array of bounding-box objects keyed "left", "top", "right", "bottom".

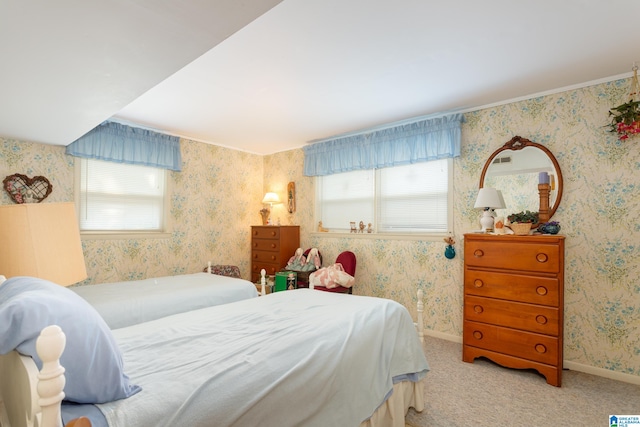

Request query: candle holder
[{"left": 538, "top": 183, "right": 550, "bottom": 224}]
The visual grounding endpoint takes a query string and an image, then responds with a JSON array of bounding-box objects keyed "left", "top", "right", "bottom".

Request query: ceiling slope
[{"left": 0, "top": 0, "right": 283, "bottom": 146}]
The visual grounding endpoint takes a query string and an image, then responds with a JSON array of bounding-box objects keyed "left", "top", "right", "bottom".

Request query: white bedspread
[
  {"left": 96, "top": 289, "right": 429, "bottom": 427},
  {"left": 72, "top": 273, "right": 257, "bottom": 329}
]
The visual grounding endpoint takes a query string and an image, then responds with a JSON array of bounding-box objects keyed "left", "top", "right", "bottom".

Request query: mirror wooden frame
[{"left": 479, "top": 135, "right": 563, "bottom": 222}]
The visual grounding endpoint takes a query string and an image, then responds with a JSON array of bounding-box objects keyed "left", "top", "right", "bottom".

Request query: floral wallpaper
[
  {"left": 264, "top": 77, "right": 640, "bottom": 381},
  {"left": 1, "top": 76, "right": 638, "bottom": 381},
  {"left": 0, "top": 138, "right": 264, "bottom": 284}
]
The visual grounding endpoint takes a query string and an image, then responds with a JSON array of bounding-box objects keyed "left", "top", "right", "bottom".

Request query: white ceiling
[{"left": 2, "top": 0, "right": 640, "bottom": 155}]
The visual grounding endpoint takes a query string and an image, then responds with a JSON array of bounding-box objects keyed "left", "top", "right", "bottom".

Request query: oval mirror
[{"left": 479, "top": 136, "right": 563, "bottom": 222}]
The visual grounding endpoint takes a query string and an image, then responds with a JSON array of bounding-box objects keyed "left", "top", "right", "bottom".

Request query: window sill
[
  {"left": 80, "top": 231, "right": 172, "bottom": 240},
  {"left": 309, "top": 231, "right": 450, "bottom": 242}
]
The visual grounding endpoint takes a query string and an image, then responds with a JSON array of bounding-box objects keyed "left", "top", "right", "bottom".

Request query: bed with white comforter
[
  {"left": 1, "top": 277, "right": 428, "bottom": 427},
  {"left": 72, "top": 272, "right": 257, "bottom": 328}
]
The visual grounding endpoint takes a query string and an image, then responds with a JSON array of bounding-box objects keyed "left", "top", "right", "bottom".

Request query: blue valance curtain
[
  {"left": 66, "top": 121, "right": 182, "bottom": 171},
  {"left": 302, "top": 113, "right": 464, "bottom": 176}
]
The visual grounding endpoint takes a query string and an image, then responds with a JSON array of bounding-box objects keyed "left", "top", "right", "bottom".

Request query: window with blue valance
[
  {"left": 302, "top": 113, "right": 464, "bottom": 176},
  {"left": 66, "top": 121, "right": 182, "bottom": 171}
]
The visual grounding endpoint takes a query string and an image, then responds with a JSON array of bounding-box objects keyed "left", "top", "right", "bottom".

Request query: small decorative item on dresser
[
  {"left": 3, "top": 173, "right": 53, "bottom": 204},
  {"left": 259, "top": 208, "right": 269, "bottom": 225},
  {"left": 510, "top": 222, "right": 532, "bottom": 235},
  {"left": 494, "top": 216, "right": 505, "bottom": 235},
  {"left": 507, "top": 210, "right": 539, "bottom": 235},
  {"left": 538, "top": 221, "right": 561, "bottom": 235}
]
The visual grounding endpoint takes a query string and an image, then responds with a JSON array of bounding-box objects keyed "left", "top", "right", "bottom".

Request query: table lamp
[
  {"left": 473, "top": 188, "right": 506, "bottom": 233},
  {"left": 261, "top": 192, "right": 281, "bottom": 225},
  {"left": 0, "top": 202, "right": 87, "bottom": 286}
]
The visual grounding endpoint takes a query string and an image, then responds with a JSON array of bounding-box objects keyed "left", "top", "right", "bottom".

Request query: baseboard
[
  {"left": 423, "top": 328, "right": 462, "bottom": 343},
  {"left": 422, "top": 328, "right": 640, "bottom": 386},
  {"left": 563, "top": 360, "right": 640, "bottom": 386}
]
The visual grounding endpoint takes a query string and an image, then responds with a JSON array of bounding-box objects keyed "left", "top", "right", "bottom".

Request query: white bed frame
[{"left": 0, "top": 290, "right": 425, "bottom": 427}]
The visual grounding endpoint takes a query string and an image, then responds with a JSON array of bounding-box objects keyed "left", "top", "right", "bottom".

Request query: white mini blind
[
  {"left": 378, "top": 159, "right": 448, "bottom": 232},
  {"left": 316, "top": 159, "right": 450, "bottom": 233},
  {"left": 78, "top": 158, "right": 166, "bottom": 231},
  {"left": 317, "top": 169, "right": 374, "bottom": 230}
]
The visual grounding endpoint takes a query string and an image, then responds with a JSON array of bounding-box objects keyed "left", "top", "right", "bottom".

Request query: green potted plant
[
  {"left": 608, "top": 65, "right": 640, "bottom": 141},
  {"left": 608, "top": 99, "right": 640, "bottom": 140},
  {"left": 507, "top": 210, "right": 539, "bottom": 235}
]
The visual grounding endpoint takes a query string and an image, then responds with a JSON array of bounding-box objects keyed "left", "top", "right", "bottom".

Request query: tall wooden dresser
[
  {"left": 250, "top": 225, "right": 300, "bottom": 283},
  {"left": 463, "top": 233, "right": 565, "bottom": 386}
]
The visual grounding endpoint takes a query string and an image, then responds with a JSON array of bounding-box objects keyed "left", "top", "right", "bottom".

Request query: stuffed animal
[
  {"left": 285, "top": 248, "right": 305, "bottom": 270},
  {"left": 302, "top": 248, "right": 322, "bottom": 270}
]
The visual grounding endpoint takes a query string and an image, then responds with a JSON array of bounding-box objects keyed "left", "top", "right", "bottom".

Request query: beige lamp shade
[
  {"left": 261, "top": 192, "right": 281, "bottom": 206},
  {"left": 473, "top": 188, "right": 506, "bottom": 210},
  {"left": 0, "top": 202, "right": 87, "bottom": 286}
]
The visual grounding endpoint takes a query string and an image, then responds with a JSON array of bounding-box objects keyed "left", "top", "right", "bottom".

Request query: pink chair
[{"left": 314, "top": 251, "right": 356, "bottom": 294}]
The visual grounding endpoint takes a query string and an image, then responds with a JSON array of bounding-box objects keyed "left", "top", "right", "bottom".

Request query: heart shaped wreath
[{"left": 3, "top": 173, "right": 53, "bottom": 204}]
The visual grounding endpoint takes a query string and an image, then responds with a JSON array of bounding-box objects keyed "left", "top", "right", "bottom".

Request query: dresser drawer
[
  {"left": 464, "top": 320, "right": 559, "bottom": 366},
  {"left": 464, "top": 269, "right": 559, "bottom": 306},
  {"left": 252, "top": 227, "right": 280, "bottom": 240},
  {"left": 252, "top": 250, "right": 281, "bottom": 264},
  {"left": 465, "top": 240, "right": 560, "bottom": 273},
  {"left": 252, "top": 239, "right": 280, "bottom": 252},
  {"left": 465, "top": 295, "right": 559, "bottom": 335}
]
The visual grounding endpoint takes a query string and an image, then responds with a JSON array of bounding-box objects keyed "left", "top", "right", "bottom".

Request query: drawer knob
[
  {"left": 536, "top": 286, "right": 548, "bottom": 296},
  {"left": 536, "top": 253, "right": 549, "bottom": 263},
  {"left": 474, "top": 279, "right": 484, "bottom": 288},
  {"left": 473, "top": 305, "right": 483, "bottom": 314},
  {"left": 271, "top": 255, "right": 276, "bottom": 261},
  {"left": 473, "top": 249, "right": 484, "bottom": 257},
  {"left": 535, "top": 344, "right": 547, "bottom": 354},
  {"left": 270, "top": 231, "right": 276, "bottom": 236},
  {"left": 536, "top": 315, "right": 548, "bottom": 325},
  {"left": 271, "top": 243, "right": 276, "bottom": 249},
  {"left": 473, "top": 331, "right": 483, "bottom": 340}
]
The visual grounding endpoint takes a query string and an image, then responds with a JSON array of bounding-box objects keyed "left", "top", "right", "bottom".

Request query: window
[
  {"left": 76, "top": 158, "right": 168, "bottom": 233},
  {"left": 315, "top": 159, "right": 451, "bottom": 234}
]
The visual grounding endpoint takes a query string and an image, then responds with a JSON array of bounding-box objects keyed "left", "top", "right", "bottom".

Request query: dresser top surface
[{"left": 464, "top": 233, "right": 565, "bottom": 242}]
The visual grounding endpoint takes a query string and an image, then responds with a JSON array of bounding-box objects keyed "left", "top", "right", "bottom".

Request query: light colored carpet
[{"left": 405, "top": 336, "right": 640, "bottom": 427}]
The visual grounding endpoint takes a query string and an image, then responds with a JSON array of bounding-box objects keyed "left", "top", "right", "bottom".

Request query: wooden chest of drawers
[
  {"left": 250, "top": 226, "right": 300, "bottom": 283},
  {"left": 463, "top": 233, "right": 565, "bottom": 386}
]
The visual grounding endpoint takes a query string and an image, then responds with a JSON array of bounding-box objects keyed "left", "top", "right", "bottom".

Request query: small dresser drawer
[
  {"left": 464, "top": 295, "right": 559, "bottom": 335},
  {"left": 465, "top": 240, "right": 560, "bottom": 273},
  {"left": 252, "top": 227, "right": 280, "bottom": 239},
  {"left": 252, "top": 239, "right": 279, "bottom": 251},
  {"left": 251, "top": 250, "right": 280, "bottom": 264},
  {"left": 464, "top": 270, "right": 559, "bottom": 306},
  {"left": 464, "top": 320, "right": 559, "bottom": 366}
]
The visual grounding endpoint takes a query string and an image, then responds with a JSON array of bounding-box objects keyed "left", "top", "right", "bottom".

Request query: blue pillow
[{"left": 0, "top": 276, "right": 141, "bottom": 404}]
